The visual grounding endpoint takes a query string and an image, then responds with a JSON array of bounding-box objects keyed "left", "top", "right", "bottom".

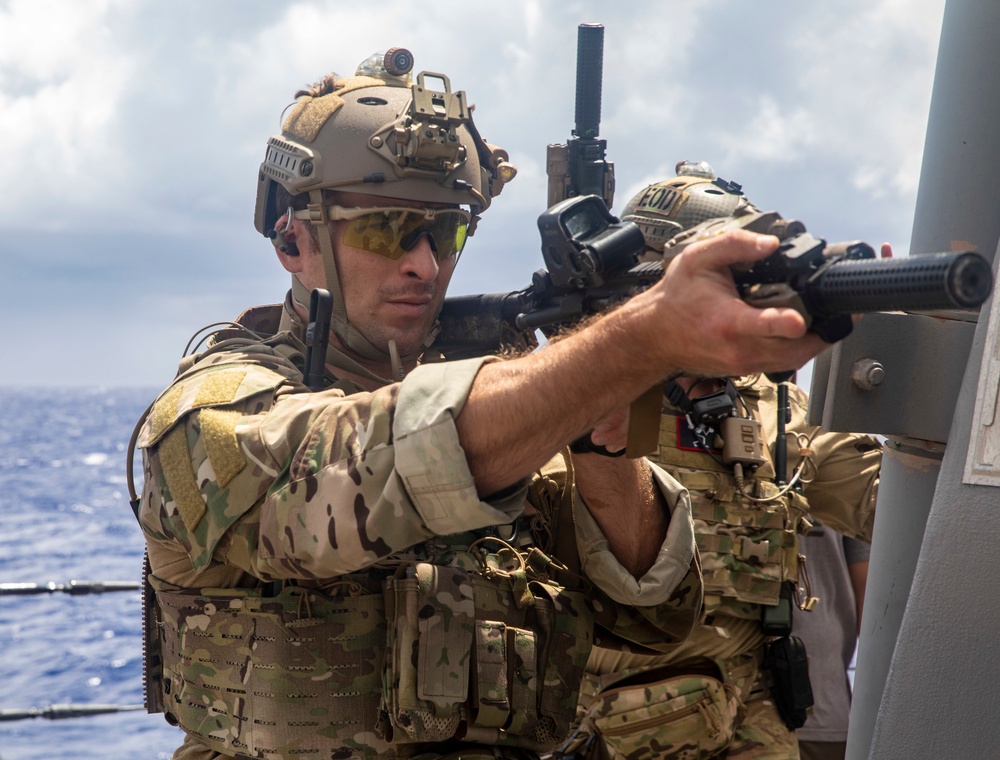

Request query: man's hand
[
  {"left": 459, "top": 228, "right": 831, "bottom": 495},
  {"left": 588, "top": 408, "right": 629, "bottom": 454},
  {"left": 647, "top": 229, "right": 829, "bottom": 378}
]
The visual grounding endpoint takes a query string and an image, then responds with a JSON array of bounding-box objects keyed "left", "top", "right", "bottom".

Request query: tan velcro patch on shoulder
[
  {"left": 199, "top": 408, "right": 246, "bottom": 489},
  {"left": 193, "top": 368, "right": 248, "bottom": 407},
  {"left": 159, "top": 424, "right": 207, "bottom": 532},
  {"left": 150, "top": 383, "right": 184, "bottom": 441}
]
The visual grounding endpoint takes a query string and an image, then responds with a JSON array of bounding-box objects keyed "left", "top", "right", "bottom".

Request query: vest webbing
[
  {"left": 651, "top": 411, "right": 807, "bottom": 617},
  {"left": 155, "top": 558, "right": 593, "bottom": 759}
]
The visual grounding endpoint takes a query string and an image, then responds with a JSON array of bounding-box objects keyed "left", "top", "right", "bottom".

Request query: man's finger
[{"left": 674, "top": 229, "right": 780, "bottom": 271}]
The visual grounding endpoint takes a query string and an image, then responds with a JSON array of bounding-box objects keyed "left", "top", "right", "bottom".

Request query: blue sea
[{"left": 0, "top": 387, "right": 186, "bottom": 759}]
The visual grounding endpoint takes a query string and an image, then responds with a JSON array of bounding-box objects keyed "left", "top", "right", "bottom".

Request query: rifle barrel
[{"left": 435, "top": 291, "right": 532, "bottom": 358}]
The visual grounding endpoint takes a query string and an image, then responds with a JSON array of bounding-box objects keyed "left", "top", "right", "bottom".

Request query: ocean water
[{"left": 0, "top": 387, "right": 186, "bottom": 760}]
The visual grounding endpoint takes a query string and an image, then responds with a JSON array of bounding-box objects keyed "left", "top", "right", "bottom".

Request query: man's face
[{"left": 297, "top": 192, "right": 460, "bottom": 357}]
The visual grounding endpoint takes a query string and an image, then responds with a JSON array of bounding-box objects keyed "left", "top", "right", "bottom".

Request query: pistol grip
[{"left": 625, "top": 384, "right": 663, "bottom": 458}]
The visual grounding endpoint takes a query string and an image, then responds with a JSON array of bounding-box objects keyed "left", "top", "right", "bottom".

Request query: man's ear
[{"left": 272, "top": 213, "right": 304, "bottom": 273}]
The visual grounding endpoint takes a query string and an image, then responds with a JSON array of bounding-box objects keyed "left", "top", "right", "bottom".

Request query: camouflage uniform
[
  {"left": 564, "top": 375, "right": 881, "bottom": 759},
  {"left": 137, "top": 294, "right": 704, "bottom": 760}
]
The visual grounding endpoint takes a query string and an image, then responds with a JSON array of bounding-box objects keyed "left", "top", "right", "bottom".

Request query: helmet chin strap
[
  {"left": 288, "top": 276, "right": 393, "bottom": 385},
  {"left": 303, "top": 190, "right": 439, "bottom": 379}
]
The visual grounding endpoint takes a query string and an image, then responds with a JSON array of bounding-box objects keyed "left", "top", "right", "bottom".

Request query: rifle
[
  {"left": 434, "top": 195, "right": 993, "bottom": 452},
  {"left": 546, "top": 23, "right": 615, "bottom": 209},
  {"left": 437, "top": 24, "right": 618, "bottom": 361}
]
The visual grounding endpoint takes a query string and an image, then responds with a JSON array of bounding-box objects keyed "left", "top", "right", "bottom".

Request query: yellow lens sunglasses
[{"left": 295, "top": 205, "right": 471, "bottom": 262}]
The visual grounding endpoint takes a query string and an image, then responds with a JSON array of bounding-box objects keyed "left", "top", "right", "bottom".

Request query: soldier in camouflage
[
  {"left": 560, "top": 164, "right": 882, "bottom": 759},
  {"left": 133, "top": 51, "right": 831, "bottom": 760}
]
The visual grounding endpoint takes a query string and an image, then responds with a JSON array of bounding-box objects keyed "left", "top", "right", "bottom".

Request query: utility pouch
[
  {"left": 571, "top": 666, "right": 742, "bottom": 759},
  {"left": 381, "top": 561, "right": 592, "bottom": 751},
  {"left": 382, "top": 563, "right": 471, "bottom": 743},
  {"left": 766, "top": 635, "right": 813, "bottom": 730},
  {"left": 761, "top": 581, "right": 795, "bottom": 636}
]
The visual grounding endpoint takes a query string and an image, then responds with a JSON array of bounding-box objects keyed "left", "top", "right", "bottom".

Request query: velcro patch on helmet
[
  {"left": 283, "top": 93, "right": 346, "bottom": 143},
  {"left": 282, "top": 75, "right": 406, "bottom": 143}
]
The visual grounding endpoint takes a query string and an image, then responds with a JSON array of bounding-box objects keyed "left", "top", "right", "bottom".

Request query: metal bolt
[
  {"left": 851, "top": 358, "right": 885, "bottom": 390},
  {"left": 300, "top": 161, "right": 314, "bottom": 177}
]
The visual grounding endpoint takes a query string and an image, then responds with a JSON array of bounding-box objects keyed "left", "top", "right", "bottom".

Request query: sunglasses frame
[{"left": 293, "top": 204, "right": 472, "bottom": 261}]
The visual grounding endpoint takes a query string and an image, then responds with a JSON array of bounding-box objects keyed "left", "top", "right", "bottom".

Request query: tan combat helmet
[
  {"left": 253, "top": 48, "right": 517, "bottom": 363},
  {"left": 621, "top": 160, "right": 757, "bottom": 261}
]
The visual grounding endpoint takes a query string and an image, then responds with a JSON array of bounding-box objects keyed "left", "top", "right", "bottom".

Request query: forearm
[
  {"left": 572, "top": 453, "right": 667, "bottom": 577},
  {"left": 574, "top": 461, "right": 698, "bottom": 610},
  {"left": 457, "top": 291, "right": 676, "bottom": 494}
]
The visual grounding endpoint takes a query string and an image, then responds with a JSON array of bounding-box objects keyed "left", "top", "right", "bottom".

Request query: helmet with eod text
[{"left": 621, "top": 160, "right": 757, "bottom": 258}]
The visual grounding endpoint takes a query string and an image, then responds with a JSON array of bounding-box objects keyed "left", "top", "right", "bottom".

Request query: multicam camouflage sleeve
[
  {"left": 139, "top": 341, "right": 702, "bottom": 637},
  {"left": 139, "top": 351, "right": 528, "bottom": 583},
  {"left": 785, "top": 382, "right": 881, "bottom": 542}
]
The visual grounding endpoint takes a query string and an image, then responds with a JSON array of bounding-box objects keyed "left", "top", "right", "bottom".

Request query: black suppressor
[
  {"left": 574, "top": 24, "right": 604, "bottom": 140},
  {"left": 804, "top": 251, "right": 992, "bottom": 315}
]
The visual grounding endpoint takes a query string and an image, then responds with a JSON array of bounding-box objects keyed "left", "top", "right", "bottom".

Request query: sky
[{"left": 0, "top": 0, "right": 948, "bottom": 388}]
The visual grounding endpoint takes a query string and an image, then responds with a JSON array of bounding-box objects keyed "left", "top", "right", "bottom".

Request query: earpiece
[
  {"left": 268, "top": 228, "right": 299, "bottom": 256},
  {"left": 269, "top": 206, "right": 300, "bottom": 256}
]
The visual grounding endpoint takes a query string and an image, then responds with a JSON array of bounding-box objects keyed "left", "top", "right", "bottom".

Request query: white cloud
[
  {"left": 0, "top": 0, "right": 117, "bottom": 80},
  {"left": 0, "top": 0, "right": 956, "bottom": 385},
  {"left": 0, "top": 0, "right": 133, "bottom": 226},
  {"left": 716, "top": 97, "right": 820, "bottom": 165},
  {"left": 785, "top": 0, "right": 944, "bottom": 199}
]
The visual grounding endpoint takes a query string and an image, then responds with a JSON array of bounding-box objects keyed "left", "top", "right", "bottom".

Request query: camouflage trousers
[
  {"left": 726, "top": 692, "right": 799, "bottom": 759},
  {"left": 724, "top": 651, "right": 799, "bottom": 759}
]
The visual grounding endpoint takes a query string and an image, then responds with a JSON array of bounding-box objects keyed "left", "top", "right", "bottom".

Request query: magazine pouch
[{"left": 381, "top": 560, "right": 592, "bottom": 751}]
